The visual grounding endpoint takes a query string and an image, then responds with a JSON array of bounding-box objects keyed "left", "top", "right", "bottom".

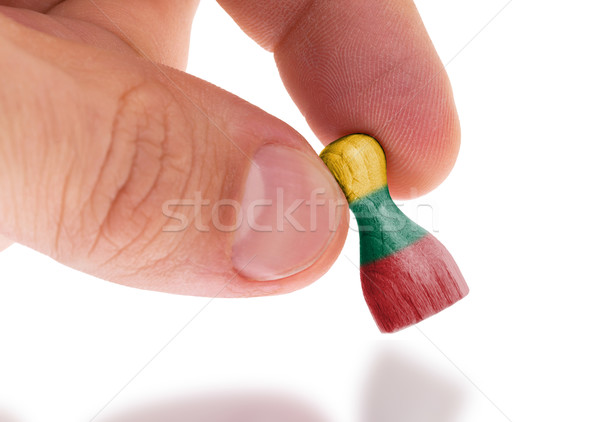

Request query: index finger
[{"left": 218, "top": 0, "right": 460, "bottom": 198}]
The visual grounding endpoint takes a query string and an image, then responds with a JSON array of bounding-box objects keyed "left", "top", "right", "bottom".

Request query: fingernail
[{"left": 232, "top": 144, "right": 345, "bottom": 281}]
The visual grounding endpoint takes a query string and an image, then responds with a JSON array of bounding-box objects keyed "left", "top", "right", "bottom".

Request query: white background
[{"left": 1, "top": 1, "right": 599, "bottom": 421}]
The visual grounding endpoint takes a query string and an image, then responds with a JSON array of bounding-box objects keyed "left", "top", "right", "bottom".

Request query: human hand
[{"left": 0, "top": 0, "right": 459, "bottom": 297}]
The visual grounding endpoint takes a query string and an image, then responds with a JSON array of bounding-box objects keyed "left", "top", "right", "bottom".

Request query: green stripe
[{"left": 349, "top": 186, "right": 427, "bottom": 265}]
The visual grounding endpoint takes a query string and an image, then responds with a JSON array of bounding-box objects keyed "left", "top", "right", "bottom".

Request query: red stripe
[{"left": 360, "top": 234, "right": 468, "bottom": 333}]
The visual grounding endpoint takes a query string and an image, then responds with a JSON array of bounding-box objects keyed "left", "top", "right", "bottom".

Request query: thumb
[{"left": 0, "top": 16, "right": 348, "bottom": 296}]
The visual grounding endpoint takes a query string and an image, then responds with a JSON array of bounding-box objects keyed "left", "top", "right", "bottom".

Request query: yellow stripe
[{"left": 319, "top": 134, "right": 387, "bottom": 203}]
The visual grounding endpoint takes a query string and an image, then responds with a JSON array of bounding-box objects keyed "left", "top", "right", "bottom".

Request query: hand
[{"left": 0, "top": 0, "right": 459, "bottom": 297}]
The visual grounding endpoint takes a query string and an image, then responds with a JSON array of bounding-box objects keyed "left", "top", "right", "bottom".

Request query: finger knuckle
[{"left": 85, "top": 80, "right": 195, "bottom": 263}]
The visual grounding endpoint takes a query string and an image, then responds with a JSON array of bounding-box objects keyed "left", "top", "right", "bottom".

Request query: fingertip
[
  {"left": 378, "top": 89, "right": 461, "bottom": 199},
  {"left": 218, "top": 0, "right": 461, "bottom": 198},
  {"left": 270, "top": 0, "right": 461, "bottom": 199},
  {"left": 230, "top": 143, "right": 349, "bottom": 283},
  {"left": 229, "top": 202, "right": 349, "bottom": 297},
  {"left": 310, "top": 75, "right": 461, "bottom": 199}
]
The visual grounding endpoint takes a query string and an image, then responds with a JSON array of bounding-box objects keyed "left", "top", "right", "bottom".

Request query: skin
[{"left": 0, "top": 0, "right": 460, "bottom": 297}]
